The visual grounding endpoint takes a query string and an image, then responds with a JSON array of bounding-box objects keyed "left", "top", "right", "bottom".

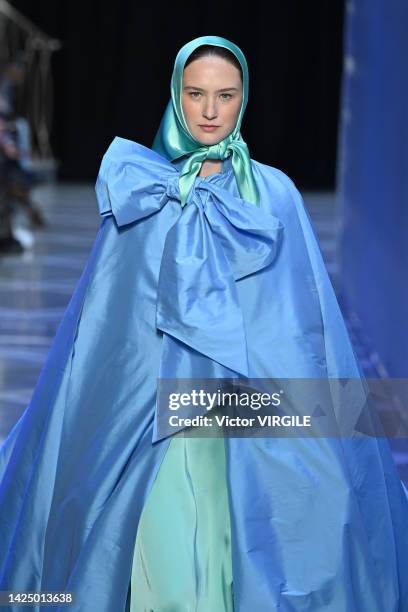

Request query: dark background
[{"left": 10, "top": 0, "right": 345, "bottom": 188}]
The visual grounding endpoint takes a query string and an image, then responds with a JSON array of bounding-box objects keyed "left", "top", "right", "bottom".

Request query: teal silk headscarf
[{"left": 152, "top": 35, "right": 260, "bottom": 208}]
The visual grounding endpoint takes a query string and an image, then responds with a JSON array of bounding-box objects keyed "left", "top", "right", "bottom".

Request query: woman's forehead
[{"left": 183, "top": 57, "right": 242, "bottom": 83}]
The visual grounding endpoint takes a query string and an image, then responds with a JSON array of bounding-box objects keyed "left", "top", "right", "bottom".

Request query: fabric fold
[
  {"left": 1, "top": 134, "right": 407, "bottom": 611},
  {"left": 96, "top": 137, "right": 284, "bottom": 380}
]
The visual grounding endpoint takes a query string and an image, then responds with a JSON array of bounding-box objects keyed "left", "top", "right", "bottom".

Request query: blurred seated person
[
  {"left": 0, "top": 69, "right": 46, "bottom": 228},
  {"left": 0, "top": 116, "right": 23, "bottom": 253}
]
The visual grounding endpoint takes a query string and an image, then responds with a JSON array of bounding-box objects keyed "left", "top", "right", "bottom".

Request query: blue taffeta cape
[{"left": 0, "top": 136, "right": 407, "bottom": 611}]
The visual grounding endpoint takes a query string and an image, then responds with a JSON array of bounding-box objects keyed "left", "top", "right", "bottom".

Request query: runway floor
[{"left": 0, "top": 182, "right": 407, "bottom": 484}]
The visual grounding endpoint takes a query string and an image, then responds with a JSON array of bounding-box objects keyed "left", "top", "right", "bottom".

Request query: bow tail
[
  {"left": 155, "top": 203, "right": 249, "bottom": 378},
  {"left": 152, "top": 332, "right": 242, "bottom": 442}
]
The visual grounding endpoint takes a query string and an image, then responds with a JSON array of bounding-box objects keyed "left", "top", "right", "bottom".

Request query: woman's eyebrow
[{"left": 183, "top": 86, "right": 239, "bottom": 92}]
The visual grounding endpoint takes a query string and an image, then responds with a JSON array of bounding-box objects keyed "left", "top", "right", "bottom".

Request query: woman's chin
[{"left": 194, "top": 132, "right": 225, "bottom": 147}]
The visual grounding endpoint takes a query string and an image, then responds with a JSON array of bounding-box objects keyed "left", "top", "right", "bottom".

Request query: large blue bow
[{"left": 96, "top": 137, "right": 284, "bottom": 377}]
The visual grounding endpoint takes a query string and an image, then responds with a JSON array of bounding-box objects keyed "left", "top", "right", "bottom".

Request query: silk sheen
[
  {"left": 130, "top": 435, "right": 233, "bottom": 612},
  {"left": 152, "top": 35, "right": 260, "bottom": 209},
  {"left": 0, "top": 137, "right": 407, "bottom": 611}
]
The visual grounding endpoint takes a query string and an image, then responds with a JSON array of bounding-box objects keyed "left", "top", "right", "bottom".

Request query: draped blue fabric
[
  {"left": 96, "top": 139, "right": 283, "bottom": 389},
  {"left": 0, "top": 136, "right": 407, "bottom": 611}
]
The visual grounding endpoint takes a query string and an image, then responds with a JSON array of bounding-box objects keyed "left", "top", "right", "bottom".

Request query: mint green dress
[{"left": 129, "top": 434, "right": 234, "bottom": 612}]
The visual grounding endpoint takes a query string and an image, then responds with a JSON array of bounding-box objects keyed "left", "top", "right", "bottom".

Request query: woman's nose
[{"left": 202, "top": 100, "right": 217, "bottom": 120}]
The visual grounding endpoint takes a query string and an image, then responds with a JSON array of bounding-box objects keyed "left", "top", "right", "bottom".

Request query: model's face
[{"left": 181, "top": 55, "right": 243, "bottom": 146}]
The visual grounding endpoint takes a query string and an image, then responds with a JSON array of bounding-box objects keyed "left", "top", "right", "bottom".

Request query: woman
[{"left": 0, "top": 35, "right": 407, "bottom": 612}]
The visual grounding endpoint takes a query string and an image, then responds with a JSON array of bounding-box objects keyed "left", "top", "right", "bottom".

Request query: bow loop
[
  {"left": 197, "top": 181, "right": 284, "bottom": 281},
  {"left": 95, "top": 137, "right": 178, "bottom": 226}
]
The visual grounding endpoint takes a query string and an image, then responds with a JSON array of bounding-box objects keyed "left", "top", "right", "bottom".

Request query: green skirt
[{"left": 129, "top": 434, "right": 234, "bottom": 612}]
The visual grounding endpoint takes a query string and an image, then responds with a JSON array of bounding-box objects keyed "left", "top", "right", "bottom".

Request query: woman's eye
[{"left": 188, "top": 92, "right": 232, "bottom": 100}]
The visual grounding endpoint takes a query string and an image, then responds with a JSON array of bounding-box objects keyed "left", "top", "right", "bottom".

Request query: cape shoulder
[
  {"left": 251, "top": 157, "right": 305, "bottom": 216},
  {"left": 101, "top": 136, "right": 174, "bottom": 168},
  {"left": 252, "top": 158, "right": 299, "bottom": 195}
]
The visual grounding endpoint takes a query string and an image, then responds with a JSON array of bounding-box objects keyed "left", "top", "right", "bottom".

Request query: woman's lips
[{"left": 199, "top": 125, "right": 219, "bottom": 132}]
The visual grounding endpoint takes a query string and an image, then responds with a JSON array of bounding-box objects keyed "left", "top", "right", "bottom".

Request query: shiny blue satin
[
  {"left": 97, "top": 138, "right": 282, "bottom": 386},
  {"left": 0, "top": 136, "right": 407, "bottom": 611}
]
